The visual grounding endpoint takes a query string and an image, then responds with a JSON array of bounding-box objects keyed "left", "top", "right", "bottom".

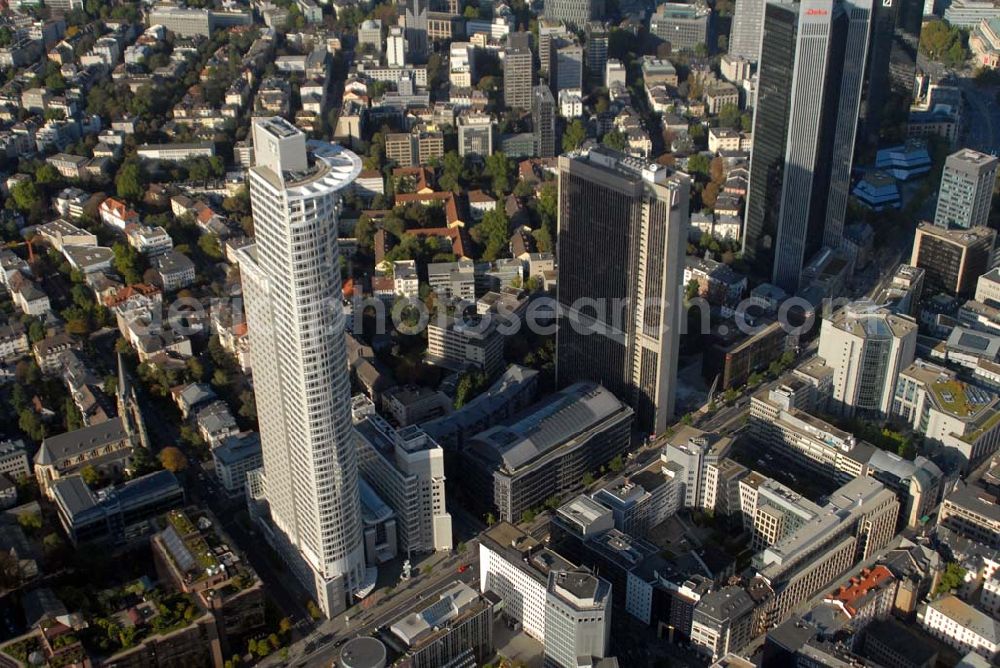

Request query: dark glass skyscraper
[
  {"left": 824, "top": 0, "right": 875, "bottom": 249},
  {"left": 858, "top": 0, "right": 923, "bottom": 144},
  {"left": 743, "top": 0, "right": 866, "bottom": 292},
  {"left": 556, "top": 147, "right": 690, "bottom": 434},
  {"left": 742, "top": 0, "right": 800, "bottom": 283}
]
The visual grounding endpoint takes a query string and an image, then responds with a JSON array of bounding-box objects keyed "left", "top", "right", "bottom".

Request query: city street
[{"left": 266, "top": 547, "right": 480, "bottom": 667}]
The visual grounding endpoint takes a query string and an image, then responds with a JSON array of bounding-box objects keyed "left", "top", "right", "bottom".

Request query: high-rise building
[
  {"left": 539, "top": 19, "right": 568, "bottom": 76},
  {"left": 504, "top": 32, "right": 534, "bottom": 110},
  {"left": 479, "top": 521, "right": 611, "bottom": 645},
  {"left": 817, "top": 304, "right": 918, "bottom": 419},
  {"left": 555, "top": 42, "right": 584, "bottom": 93},
  {"left": 934, "top": 149, "right": 999, "bottom": 230},
  {"left": 533, "top": 86, "right": 557, "bottom": 158},
  {"left": 457, "top": 113, "right": 494, "bottom": 158},
  {"left": 543, "top": 570, "right": 612, "bottom": 668},
  {"left": 352, "top": 397, "right": 453, "bottom": 555},
  {"left": 404, "top": 0, "right": 428, "bottom": 59},
  {"left": 386, "top": 25, "right": 407, "bottom": 67},
  {"left": 543, "top": 0, "right": 605, "bottom": 29},
  {"left": 729, "top": 0, "right": 766, "bottom": 62},
  {"left": 858, "top": 0, "right": 924, "bottom": 144},
  {"left": 660, "top": 425, "right": 733, "bottom": 509},
  {"left": 743, "top": 0, "right": 853, "bottom": 292},
  {"left": 556, "top": 147, "right": 691, "bottom": 434},
  {"left": 357, "top": 19, "right": 383, "bottom": 53},
  {"left": 743, "top": 0, "right": 871, "bottom": 292},
  {"left": 238, "top": 118, "right": 367, "bottom": 617},
  {"left": 910, "top": 222, "right": 996, "bottom": 296},
  {"left": 650, "top": 2, "right": 712, "bottom": 53},
  {"left": 742, "top": 0, "right": 811, "bottom": 285},
  {"left": 822, "top": 0, "right": 874, "bottom": 250},
  {"left": 586, "top": 22, "right": 609, "bottom": 86}
]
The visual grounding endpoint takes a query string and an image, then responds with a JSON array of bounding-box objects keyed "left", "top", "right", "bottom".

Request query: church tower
[{"left": 116, "top": 352, "right": 150, "bottom": 450}]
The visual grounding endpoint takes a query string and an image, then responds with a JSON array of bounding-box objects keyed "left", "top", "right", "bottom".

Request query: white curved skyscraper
[{"left": 239, "top": 117, "right": 367, "bottom": 617}]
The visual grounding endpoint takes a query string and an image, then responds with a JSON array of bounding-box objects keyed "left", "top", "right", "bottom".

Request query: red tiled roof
[
  {"left": 103, "top": 283, "right": 160, "bottom": 307},
  {"left": 467, "top": 189, "right": 495, "bottom": 204},
  {"left": 826, "top": 565, "right": 894, "bottom": 616},
  {"left": 394, "top": 191, "right": 466, "bottom": 227},
  {"left": 101, "top": 197, "right": 137, "bottom": 220},
  {"left": 408, "top": 226, "right": 470, "bottom": 259}
]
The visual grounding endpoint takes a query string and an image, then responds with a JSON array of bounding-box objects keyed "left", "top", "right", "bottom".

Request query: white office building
[
  {"left": 818, "top": 304, "right": 918, "bottom": 418},
  {"left": 919, "top": 595, "right": 1000, "bottom": 660},
  {"left": 238, "top": 118, "right": 369, "bottom": 617},
  {"left": 351, "top": 396, "right": 452, "bottom": 554},
  {"left": 544, "top": 570, "right": 612, "bottom": 668}
]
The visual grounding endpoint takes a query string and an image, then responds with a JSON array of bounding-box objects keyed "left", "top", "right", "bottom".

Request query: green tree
[
  {"left": 935, "top": 562, "right": 967, "bottom": 595},
  {"left": 582, "top": 472, "right": 595, "bottom": 486},
  {"left": 454, "top": 370, "right": 487, "bottom": 408},
  {"left": 687, "top": 154, "right": 711, "bottom": 176},
  {"left": 112, "top": 242, "right": 143, "bottom": 285},
  {"left": 475, "top": 208, "right": 510, "bottom": 261},
  {"left": 198, "top": 233, "right": 223, "bottom": 260},
  {"left": 608, "top": 455, "right": 624, "bottom": 473},
  {"left": 11, "top": 180, "right": 40, "bottom": 211},
  {"left": 717, "top": 103, "right": 742, "bottom": 129},
  {"left": 27, "top": 320, "right": 45, "bottom": 344},
  {"left": 45, "top": 71, "right": 66, "bottom": 93},
  {"left": 18, "top": 512, "right": 42, "bottom": 534},
  {"left": 602, "top": 130, "right": 627, "bottom": 151},
  {"left": 80, "top": 465, "right": 100, "bottom": 487},
  {"left": 438, "top": 151, "right": 465, "bottom": 192},
  {"left": 562, "top": 119, "right": 587, "bottom": 152},
  {"left": 115, "top": 162, "right": 144, "bottom": 202},
  {"left": 484, "top": 152, "right": 514, "bottom": 196},
  {"left": 35, "top": 164, "right": 60, "bottom": 185}
]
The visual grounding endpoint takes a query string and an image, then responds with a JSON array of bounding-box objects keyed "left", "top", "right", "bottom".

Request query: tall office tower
[
  {"left": 238, "top": 118, "right": 367, "bottom": 617},
  {"left": 556, "top": 147, "right": 691, "bottom": 434},
  {"left": 858, "top": 0, "right": 924, "bottom": 143},
  {"left": 539, "top": 19, "right": 568, "bottom": 76},
  {"left": 555, "top": 42, "right": 584, "bottom": 93},
  {"left": 822, "top": 0, "right": 874, "bottom": 249},
  {"left": 543, "top": 570, "right": 612, "bottom": 668},
  {"left": 586, "top": 22, "right": 609, "bottom": 86},
  {"left": 404, "top": 0, "right": 428, "bottom": 60},
  {"left": 934, "top": 149, "right": 999, "bottom": 230},
  {"left": 742, "top": 0, "right": 848, "bottom": 292},
  {"left": 543, "top": 0, "right": 604, "bottom": 29},
  {"left": 504, "top": 32, "right": 534, "bottom": 110},
  {"left": 729, "top": 0, "right": 766, "bottom": 62},
  {"left": 386, "top": 26, "right": 407, "bottom": 68},
  {"left": 533, "top": 86, "right": 556, "bottom": 159},
  {"left": 817, "top": 304, "right": 918, "bottom": 419}
]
